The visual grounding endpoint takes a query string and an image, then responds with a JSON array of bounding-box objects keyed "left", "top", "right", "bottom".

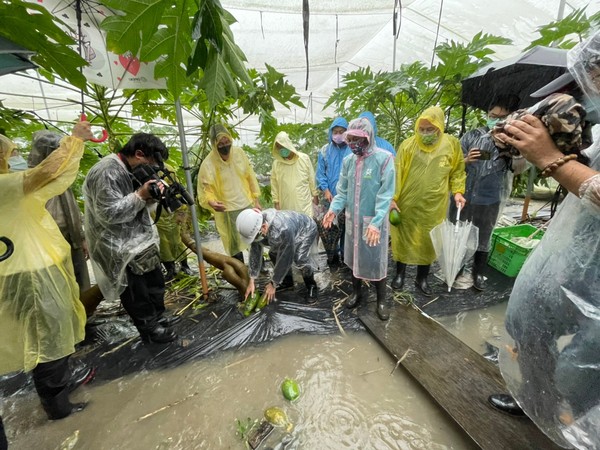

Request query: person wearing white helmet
[{"left": 236, "top": 208, "right": 318, "bottom": 304}]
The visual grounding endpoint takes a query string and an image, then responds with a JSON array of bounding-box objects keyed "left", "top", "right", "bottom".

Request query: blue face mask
[
  {"left": 486, "top": 118, "right": 500, "bottom": 129},
  {"left": 8, "top": 155, "right": 27, "bottom": 172},
  {"left": 279, "top": 148, "right": 291, "bottom": 158}
]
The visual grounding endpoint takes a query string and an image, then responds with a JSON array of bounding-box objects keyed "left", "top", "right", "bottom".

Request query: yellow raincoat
[
  {"left": 197, "top": 125, "right": 260, "bottom": 255},
  {"left": 391, "top": 107, "right": 466, "bottom": 265},
  {"left": 154, "top": 164, "right": 186, "bottom": 261},
  {"left": 0, "top": 135, "right": 86, "bottom": 374},
  {"left": 271, "top": 131, "right": 317, "bottom": 217}
]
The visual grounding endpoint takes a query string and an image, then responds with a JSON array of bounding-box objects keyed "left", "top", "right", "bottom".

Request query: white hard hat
[{"left": 236, "top": 209, "right": 263, "bottom": 245}]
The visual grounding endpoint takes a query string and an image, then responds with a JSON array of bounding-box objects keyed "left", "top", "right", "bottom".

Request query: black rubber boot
[
  {"left": 391, "top": 262, "right": 407, "bottom": 290},
  {"left": 488, "top": 394, "right": 525, "bottom": 416},
  {"left": 138, "top": 324, "right": 177, "bottom": 344},
  {"left": 473, "top": 251, "right": 489, "bottom": 291},
  {"left": 0, "top": 416, "right": 7, "bottom": 450},
  {"left": 346, "top": 275, "right": 363, "bottom": 309},
  {"left": 302, "top": 275, "right": 318, "bottom": 304},
  {"left": 415, "top": 265, "right": 432, "bottom": 297},
  {"left": 327, "top": 253, "right": 340, "bottom": 268},
  {"left": 162, "top": 261, "right": 176, "bottom": 281},
  {"left": 40, "top": 388, "right": 87, "bottom": 420},
  {"left": 67, "top": 366, "right": 96, "bottom": 394},
  {"left": 158, "top": 314, "right": 182, "bottom": 327},
  {"left": 179, "top": 259, "right": 193, "bottom": 275},
  {"left": 279, "top": 272, "right": 294, "bottom": 290},
  {"left": 374, "top": 280, "right": 390, "bottom": 321}
]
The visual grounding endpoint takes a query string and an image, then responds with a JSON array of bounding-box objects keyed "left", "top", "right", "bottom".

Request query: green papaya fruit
[
  {"left": 255, "top": 292, "right": 268, "bottom": 311},
  {"left": 281, "top": 378, "right": 300, "bottom": 401},
  {"left": 243, "top": 292, "right": 260, "bottom": 316},
  {"left": 389, "top": 209, "right": 401, "bottom": 226}
]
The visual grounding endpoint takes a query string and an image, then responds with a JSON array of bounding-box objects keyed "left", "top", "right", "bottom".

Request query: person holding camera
[
  {"left": 448, "top": 95, "right": 526, "bottom": 290},
  {"left": 84, "top": 133, "right": 179, "bottom": 344}
]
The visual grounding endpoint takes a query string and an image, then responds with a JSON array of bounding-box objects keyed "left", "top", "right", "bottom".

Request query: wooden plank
[{"left": 359, "top": 304, "right": 562, "bottom": 450}]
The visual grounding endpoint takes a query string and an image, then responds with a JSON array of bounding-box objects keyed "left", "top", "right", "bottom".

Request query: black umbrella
[
  {"left": 461, "top": 46, "right": 568, "bottom": 111},
  {"left": 0, "top": 36, "right": 37, "bottom": 76}
]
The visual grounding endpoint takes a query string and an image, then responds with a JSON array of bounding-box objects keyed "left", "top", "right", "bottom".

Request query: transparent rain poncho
[
  {"left": 329, "top": 117, "right": 395, "bottom": 281},
  {"left": 83, "top": 154, "right": 160, "bottom": 301},
  {"left": 499, "top": 33, "right": 600, "bottom": 450},
  {"left": 0, "top": 135, "right": 86, "bottom": 374},
  {"left": 271, "top": 131, "right": 317, "bottom": 217},
  {"left": 197, "top": 124, "right": 261, "bottom": 256},
  {"left": 391, "top": 106, "right": 466, "bottom": 265},
  {"left": 248, "top": 209, "right": 318, "bottom": 284}
]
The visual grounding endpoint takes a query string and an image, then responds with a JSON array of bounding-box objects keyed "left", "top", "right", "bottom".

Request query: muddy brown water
[
  {"left": 3, "top": 305, "right": 508, "bottom": 450},
  {"left": 2, "top": 236, "right": 511, "bottom": 449}
]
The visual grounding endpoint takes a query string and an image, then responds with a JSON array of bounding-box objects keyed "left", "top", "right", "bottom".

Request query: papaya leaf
[{"left": 200, "top": 50, "right": 234, "bottom": 108}]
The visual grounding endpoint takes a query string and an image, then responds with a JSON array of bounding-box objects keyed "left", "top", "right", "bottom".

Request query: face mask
[
  {"left": 217, "top": 144, "right": 231, "bottom": 156},
  {"left": 349, "top": 141, "right": 366, "bottom": 156},
  {"left": 332, "top": 134, "right": 345, "bottom": 145},
  {"left": 582, "top": 96, "right": 600, "bottom": 124},
  {"left": 486, "top": 118, "right": 500, "bottom": 129},
  {"left": 419, "top": 132, "right": 438, "bottom": 146},
  {"left": 8, "top": 155, "right": 27, "bottom": 172},
  {"left": 279, "top": 148, "right": 291, "bottom": 158}
]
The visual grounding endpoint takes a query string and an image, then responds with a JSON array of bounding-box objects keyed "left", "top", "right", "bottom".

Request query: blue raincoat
[
  {"left": 315, "top": 117, "right": 351, "bottom": 196},
  {"left": 329, "top": 117, "right": 395, "bottom": 280}
]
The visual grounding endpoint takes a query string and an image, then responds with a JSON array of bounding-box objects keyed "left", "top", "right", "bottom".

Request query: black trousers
[
  {"left": 31, "top": 356, "right": 71, "bottom": 400},
  {"left": 0, "top": 415, "right": 8, "bottom": 450},
  {"left": 119, "top": 266, "right": 166, "bottom": 330}
]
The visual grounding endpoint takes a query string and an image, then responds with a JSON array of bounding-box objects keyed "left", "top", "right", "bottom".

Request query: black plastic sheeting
[{"left": 0, "top": 255, "right": 514, "bottom": 397}]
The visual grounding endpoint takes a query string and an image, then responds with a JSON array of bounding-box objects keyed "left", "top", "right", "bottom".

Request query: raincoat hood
[
  {"left": 28, "top": 130, "right": 62, "bottom": 167},
  {"left": 414, "top": 106, "right": 445, "bottom": 153},
  {"left": 272, "top": 131, "right": 300, "bottom": 164},
  {"left": 209, "top": 123, "right": 234, "bottom": 157},
  {"left": 0, "top": 134, "right": 15, "bottom": 174},
  {"left": 328, "top": 117, "right": 349, "bottom": 144},
  {"left": 358, "top": 111, "right": 378, "bottom": 136},
  {"left": 344, "top": 117, "right": 376, "bottom": 155}
]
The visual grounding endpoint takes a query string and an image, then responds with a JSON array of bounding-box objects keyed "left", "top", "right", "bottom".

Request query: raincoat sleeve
[
  {"left": 197, "top": 159, "right": 217, "bottom": 209},
  {"left": 393, "top": 140, "right": 413, "bottom": 204},
  {"left": 244, "top": 152, "right": 261, "bottom": 203},
  {"left": 370, "top": 155, "right": 395, "bottom": 229},
  {"left": 316, "top": 145, "right": 328, "bottom": 191},
  {"left": 270, "top": 161, "right": 280, "bottom": 206},
  {"left": 269, "top": 228, "right": 295, "bottom": 285},
  {"left": 329, "top": 156, "right": 349, "bottom": 214},
  {"left": 248, "top": 241, "right": 264, "bottom": 279},
  {"left": 459, "top": 132, "right": 476, "bottom": 157},
  {"left": 87, "top": 166, "right": 147, "bottom": 225},
  {"left": 580, "top": 173, "right": 600, "bottom": 214},
  {"left": 307, "top": 157, "right": 318, "bottom": 197},
  {"left": 22, "top": 136, "right": 83, "bottom": 198},
  {"left": 448, "top": 136, "right": 466, "bottom": 194}
]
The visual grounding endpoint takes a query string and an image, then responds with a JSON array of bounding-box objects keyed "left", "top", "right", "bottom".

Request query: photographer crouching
[{"left": 84, "top": 133, "right": 190, "bottom": 344}]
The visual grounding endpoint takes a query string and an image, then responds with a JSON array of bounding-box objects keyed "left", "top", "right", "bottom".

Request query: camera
[{"left": 132, "top": 161, "right": 194, "bottom": 214}]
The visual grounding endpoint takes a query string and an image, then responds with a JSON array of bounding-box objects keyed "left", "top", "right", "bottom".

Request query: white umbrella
[{"left": 430, "top": 205, "right": 479, "bottom": 292}]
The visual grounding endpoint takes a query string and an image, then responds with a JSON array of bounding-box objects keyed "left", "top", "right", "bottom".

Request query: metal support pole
[{"left": 175, "top": 98, "right": 209, "bottom": 298}]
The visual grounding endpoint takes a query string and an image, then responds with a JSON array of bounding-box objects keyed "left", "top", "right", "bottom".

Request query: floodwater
[
  {"left": 2, "top": 305, "right": 509, "bottom": 450},
  {"left": 1, "top": 235, "right": 511, "bottom": 450}
]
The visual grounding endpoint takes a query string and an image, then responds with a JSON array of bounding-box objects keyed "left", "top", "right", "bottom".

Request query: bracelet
[{"left": 540, "top": 154, "right": 577, "bottom": 178}]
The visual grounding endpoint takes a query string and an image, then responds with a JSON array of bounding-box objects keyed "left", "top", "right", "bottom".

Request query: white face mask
[{"left": 8, "top": 155, "right": 27, "bottom": 172}]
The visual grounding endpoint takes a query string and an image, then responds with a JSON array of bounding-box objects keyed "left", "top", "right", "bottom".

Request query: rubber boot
[
  {"left": 138, "top": 323, "right": 177, "bottom": 344},
  {"left": 374, "top": 280, "right": 390, "bottom": 320},
  {"left": 40, "top": 388, "right": 87, "bottom": 420},
  {"left": 415, "top": 265, "right": 432, "bottom": 297},
  {"left": 327, "top": 253, "right": 340, "bottom": 268},
  {"left": 67, "top": 366, "right": 96, "bottom": 394},
  {"left": 391, "top": 262, "right": 406, "bottom": 290},
  {"left": 488, "top": 394, "right": 525, "bottom": 416},
  {"left": 0, "top": 416, "right": 7, "bottom": 450},
  {"left": 473, "top": 251, "right": 489, "bottom": 291},
  {"left": 302, "top": 274, "right": 318, "bottom": 304},
  {"left": 179, "top": 259, "right": 193, "bottom": 275},
  {"left": 346, "top": 275, "right": 363, "bottom": 309},
  {"left": 162, "top": 261, "right": 176, "bottom": 281}
]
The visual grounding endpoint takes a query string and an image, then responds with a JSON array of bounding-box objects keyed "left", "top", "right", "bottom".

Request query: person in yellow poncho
[
  {"left": 0, "top": 121, "right": 94, "bottom": 421},
  {"left": 271, "top": 131, "right": 318, "bottom": 217},
  {"left": 390, "top": 106, "right": 466, "bottom": 296},
  {"left": 198, "top": 124, "right": 261, "bottom": 262}
]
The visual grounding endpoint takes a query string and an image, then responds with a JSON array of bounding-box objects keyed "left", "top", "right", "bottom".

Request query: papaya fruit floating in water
[
  {"left": 264, "top": 406, "right": 293, "bottom": 431},
  {"left": 389, "top": 209, "right": 401, "bottom": 226},
  {"left": 281, "top": 378, "right": 300, "bottom": 401},
  {"left": 243, "top": 292, "right": 260, "bottom": 316}
]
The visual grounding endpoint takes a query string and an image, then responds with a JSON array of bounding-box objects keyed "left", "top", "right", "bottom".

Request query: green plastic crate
[{"left": 488, "top": 224, "right": 545, "bottom": 277}]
